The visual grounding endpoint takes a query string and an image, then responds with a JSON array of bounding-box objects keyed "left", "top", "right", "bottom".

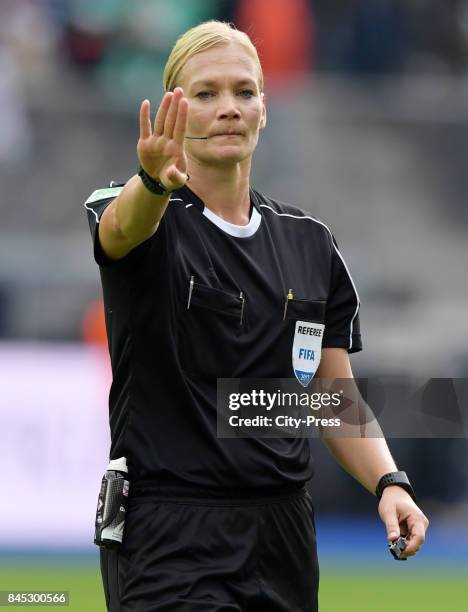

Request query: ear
[{"left": 259, "top": 92, "right": 267, "bottom": 130}]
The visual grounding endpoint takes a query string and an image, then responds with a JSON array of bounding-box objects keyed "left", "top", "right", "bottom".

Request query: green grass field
[
  {"left": 1, "top": 565, "right": 466, "bottom": 611},
  {"left": 320, "top": 572, "right": 467, "bottom": 612}
]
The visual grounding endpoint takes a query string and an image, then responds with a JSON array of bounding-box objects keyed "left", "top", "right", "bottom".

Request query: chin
[
  {"left": 212, "top": 144, "right": 252, "bottom": 162},
  {"left": 192, "top": 144, "right": 254, "bottom": 166},
  {"left": 197, "top": 151, "right": 252, "bottom": 166}
]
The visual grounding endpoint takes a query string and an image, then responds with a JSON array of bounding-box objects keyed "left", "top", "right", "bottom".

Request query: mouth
[{"left": 212, "top": 132, "right": 244, "bottom": 138}]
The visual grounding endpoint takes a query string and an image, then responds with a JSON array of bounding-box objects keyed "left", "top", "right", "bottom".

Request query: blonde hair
[{"left": 163, "top": 20, "right": 264, "bottom": 93}]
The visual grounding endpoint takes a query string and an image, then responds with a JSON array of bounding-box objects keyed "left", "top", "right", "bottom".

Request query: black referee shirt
[{"left": 84, "top": 184, "right": 362, "bottom": 489}]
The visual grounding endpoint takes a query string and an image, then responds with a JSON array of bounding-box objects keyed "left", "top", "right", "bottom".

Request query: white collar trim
[{"left": 202, "top": 205, "right": 262, "bottom": 238}]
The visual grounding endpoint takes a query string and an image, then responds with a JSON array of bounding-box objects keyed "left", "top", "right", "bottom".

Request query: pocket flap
[
  {"left": 189, "top": 282, "right": 242, "bottom": 318},
  {"left": 286, "top": 299, "right": 326, "bottom": 323}
]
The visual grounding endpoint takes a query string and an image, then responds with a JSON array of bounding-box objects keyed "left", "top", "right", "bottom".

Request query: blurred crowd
[
  {"left": 0, "top": 0, "right": 466, "bottom": 167},
  {"left": 0, "top": 0, "right": 467, "bottom": 164},
  {"left": 1, "top": 1, "right": 467, "bottom": 336},
  {"left": 2, "top": 0, "right": 468, "bottom": 106},
  {"left": 1, "top": 0, "right": 467, "bottom": 343}
]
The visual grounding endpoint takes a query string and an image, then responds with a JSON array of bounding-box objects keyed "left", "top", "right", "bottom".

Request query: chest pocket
[
  {"left": 177, "top": 281, "right": 245, "bottom": 380},
  {"left": 285, "top": 298, "right": 326, "bottom": 387}
]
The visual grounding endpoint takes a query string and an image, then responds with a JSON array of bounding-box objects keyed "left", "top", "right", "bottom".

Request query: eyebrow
[{"left": 190, "top": 78, "right": 257, "bottom": 90}]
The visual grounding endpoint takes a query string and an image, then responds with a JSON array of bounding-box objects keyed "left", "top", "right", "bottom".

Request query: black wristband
[
  {"left": 375, "top": 471, "right": 416, "bottom": 502},
  {"left": 138, "top": 166, "right": 172, "bottom": 196}
]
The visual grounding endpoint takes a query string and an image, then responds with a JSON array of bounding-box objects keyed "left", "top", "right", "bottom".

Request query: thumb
[
  {"left": 169, "top": 167, "right": 188, "bottom": 185},
  {"left": 167, "top": 165, "right": 187, "bottom": 186}
]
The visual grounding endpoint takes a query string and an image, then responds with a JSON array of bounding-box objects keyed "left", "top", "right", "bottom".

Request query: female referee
[{"left": 85, "top": 20, "right": 429, "bottom": 612}]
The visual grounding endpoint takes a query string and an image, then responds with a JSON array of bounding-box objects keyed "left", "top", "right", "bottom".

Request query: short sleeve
[
  {"left": 322, "top": 234, "right": 362, "bottom": 353},
  {"left": 83, "top": 185, "right": 154, "bottom": 268}
]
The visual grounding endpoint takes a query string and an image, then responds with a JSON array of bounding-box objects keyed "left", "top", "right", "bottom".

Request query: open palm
[{"left": 137, "top": 87, "right": 189, "bottom": 191}]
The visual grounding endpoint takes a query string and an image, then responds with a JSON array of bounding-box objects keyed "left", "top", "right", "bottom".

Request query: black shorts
[{"left": 100, "top": 484, "right": 319, "bottom": 612}]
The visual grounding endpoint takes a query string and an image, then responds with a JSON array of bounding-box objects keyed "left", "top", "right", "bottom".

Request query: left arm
[{"left": 316, "top": 348, "right": 429, "bottom": 557}]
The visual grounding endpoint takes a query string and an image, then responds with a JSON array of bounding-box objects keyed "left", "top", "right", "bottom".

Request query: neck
[{"left": 186, "top": 158, "right": 252, "bottom": 225}]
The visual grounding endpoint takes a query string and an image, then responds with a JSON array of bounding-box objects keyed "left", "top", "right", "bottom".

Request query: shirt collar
[{"left": 175, "top": 184, "right": 262, "bottom": 238}]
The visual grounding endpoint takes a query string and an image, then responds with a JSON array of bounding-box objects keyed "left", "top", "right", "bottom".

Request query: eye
[
  {"left": 238, "top": 89, "right": 255, "bottom": 98},
  {"left": 195, "top": 91, "right": 214, "bottom": 99}
]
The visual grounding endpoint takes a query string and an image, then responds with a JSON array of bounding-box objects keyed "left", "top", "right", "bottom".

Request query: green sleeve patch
[{"left": 85, "top": 186, "right": 124, "bottom": 205}]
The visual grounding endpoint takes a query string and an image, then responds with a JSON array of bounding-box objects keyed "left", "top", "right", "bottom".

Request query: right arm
[{"left": 99, "top": 88, "right": 188, "bottom": 260}]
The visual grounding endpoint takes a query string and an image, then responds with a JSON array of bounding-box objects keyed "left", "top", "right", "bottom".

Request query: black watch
[
  {"left": 138, "top": 166, "right": 172, "bottom": 196},
  {"left": 375, "top": 471, "right": 416, "bottom": 502}
]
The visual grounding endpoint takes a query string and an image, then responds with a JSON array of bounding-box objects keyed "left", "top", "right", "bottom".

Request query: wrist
[
  {"left": 138, "top": 166, "right": 172, "bottom": 196},
  {"left": 381, "top": 485, "right": 412, "bottom": 499}
]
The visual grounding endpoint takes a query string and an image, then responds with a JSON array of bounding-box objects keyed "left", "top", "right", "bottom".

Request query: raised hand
[{"left": 137, "top": 87, "right": 189, "bottom": 192}]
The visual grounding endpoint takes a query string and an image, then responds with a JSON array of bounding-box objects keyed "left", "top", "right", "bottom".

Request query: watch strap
[
  {"left": 376, "top": 471, "right": 416, "bottom": 502},
  {"left": 138, "top": 166, "right": 172, "bottom": 195}
]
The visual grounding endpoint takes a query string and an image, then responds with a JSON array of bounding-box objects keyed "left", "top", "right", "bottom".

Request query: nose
[{"left": 216, "top": 94, "right": 241, "bottom": 121}]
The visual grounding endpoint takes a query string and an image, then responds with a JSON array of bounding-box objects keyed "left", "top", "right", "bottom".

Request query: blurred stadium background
[{"left": 0, "top": 1, "right": 467, "bottom": 610}]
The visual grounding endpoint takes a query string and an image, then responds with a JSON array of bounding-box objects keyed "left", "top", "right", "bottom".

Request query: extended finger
[
  {"left": 154, "top": 92, "right": 173, "bottom": 136},
  {"left": 139, "top": 99, "right": 152, "bottom": 140},
  {"left": 173, "top": 97, "right": 188, "bottom": 144},
  {"left": 164, "top": 88, "right": 183, "bottom": 139}
]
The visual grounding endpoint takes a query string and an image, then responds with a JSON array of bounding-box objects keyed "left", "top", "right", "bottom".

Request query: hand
[
  {"left": 378, "top": 485, "right": 429, "bottom": 559},
  {"left": 137, "top": 87, "right": 189, "bottom": 192}
]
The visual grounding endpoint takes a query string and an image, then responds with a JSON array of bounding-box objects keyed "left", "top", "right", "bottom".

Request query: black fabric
[
  {"left": 84, "top": 185, "right": 362, "bottom": 488},
  {"left": 99, "top": 487, "right": 319, "bottom": 612},
  {"left": 101, "top": 543, "right": 120, "bottom": 611}
]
